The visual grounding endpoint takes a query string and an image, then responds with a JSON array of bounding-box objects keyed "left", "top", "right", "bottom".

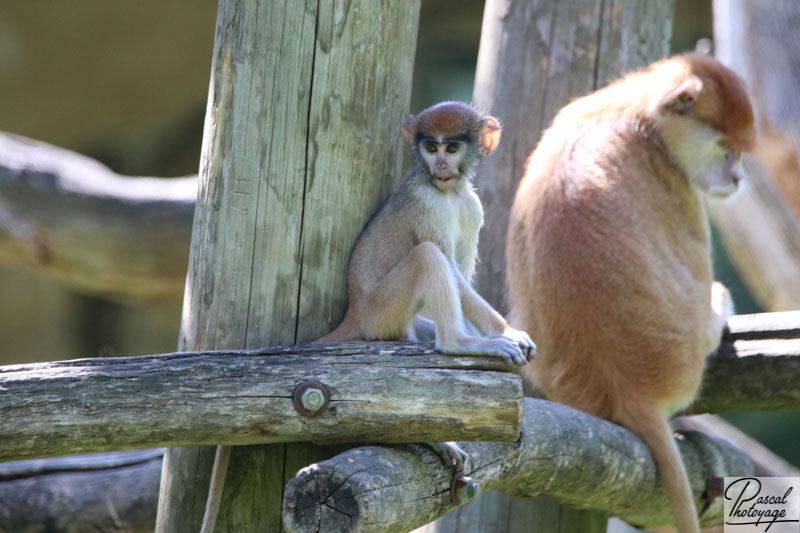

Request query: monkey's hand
[
  {"left": 503, "top": 327, "right": 536, "bottom": 361},
  {"left": 426, "top": 441, "right": 469, "bottom": 471}
]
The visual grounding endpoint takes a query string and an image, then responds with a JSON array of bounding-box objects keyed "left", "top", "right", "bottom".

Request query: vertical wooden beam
[
  {"left": 711, "top": 0, "right": 800, "bottom": 311},
  {"left": 414, "top": 1, "right": 675, "bottom": 532},
  {"left": 155, "top": 1, "right": 421, "bottom": 531},
  {"left": 471, "top": 0, "right": 675, "bottom": 314}
]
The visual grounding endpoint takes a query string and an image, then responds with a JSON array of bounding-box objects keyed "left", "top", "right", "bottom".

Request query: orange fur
[{"left": 506, "top": 55, "right": 754, "bottom": 532}]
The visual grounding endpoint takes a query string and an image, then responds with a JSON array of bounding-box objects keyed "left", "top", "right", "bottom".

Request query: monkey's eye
[
  {"left": 423, "top": 142, "right": 438, "bottom": 154},
  {"left": 445, "top": 143, "right": 461, "bottom": 154}
]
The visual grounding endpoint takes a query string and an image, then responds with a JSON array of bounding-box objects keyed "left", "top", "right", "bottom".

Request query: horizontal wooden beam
[
  {"left": 282, "top": 397, "right": 755, "bottom": 533},
  {"left": 691, "top": 310, "right": 800, "bottom": 413},
  {"left": 4, "top": 410, "right": 797, "bottom": 533},
  {"left": 1, "top": 312, "right": 797, "bottom": 464},
  {"left": 0, "top": 342, "right": 522, "bottom": 462}
]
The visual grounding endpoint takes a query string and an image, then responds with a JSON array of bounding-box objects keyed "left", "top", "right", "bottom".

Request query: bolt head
[{"left": 300, "top": 388, "right": 325, "bottom": 411}]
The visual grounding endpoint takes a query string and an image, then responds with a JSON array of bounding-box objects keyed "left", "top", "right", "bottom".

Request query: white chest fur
[{"left": 415, "top": 182, "right": 483, "bottom": 276}]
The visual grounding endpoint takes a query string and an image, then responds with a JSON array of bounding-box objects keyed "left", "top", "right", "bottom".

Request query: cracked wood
[{"left": 0, "top": 342, "right": 521, "bottom": 463}]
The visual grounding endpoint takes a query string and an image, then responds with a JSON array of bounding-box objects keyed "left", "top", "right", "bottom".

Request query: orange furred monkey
[{"left": 506, "top": 55, "right": 754, "bottom": 533}]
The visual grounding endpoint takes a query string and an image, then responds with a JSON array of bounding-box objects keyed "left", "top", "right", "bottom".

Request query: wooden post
[
  {"left": 415, "top": 1, "right": 676, "bottom": 532},
  {"left": 711, "top": 0, "right": 800, "bottom": 311},
  {"left": 155, "top": 1, "right": 421, "bottom": 532}
]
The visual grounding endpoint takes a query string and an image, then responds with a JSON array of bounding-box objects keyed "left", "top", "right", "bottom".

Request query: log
[
  {"left": 0, "top": 449, "right": 163, "bottom": 533},
  {"left": 690, "top": 310, "right": 800, "bottom": 414},
  {"left": 0, "top": 343, "right": 521, "bottom": 463},
  {"left": 2, "top": 312, "right": 797, "bottom": 532},
  {"left": 282, "top": 397, "right": 755, "bottom": 533},
  {"left": 1, "top": 312, "right": 797, "bottom": 463},
  {"left": 6, "top": 400, "right": 800, "bottom": 533},
  {"left": 0, "top": 131, "right": 195, "bottom": 303}
]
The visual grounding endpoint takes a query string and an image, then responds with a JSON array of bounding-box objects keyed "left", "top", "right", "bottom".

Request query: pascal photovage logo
[{"left": 724, "top": 477, "right": 800, "bottom": 532}]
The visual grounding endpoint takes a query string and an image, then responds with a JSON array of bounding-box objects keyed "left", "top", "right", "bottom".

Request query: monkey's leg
[
  {"left": 362, "top": 242, "right": 526, "bottom": 365},
  {"left": 407, "top": 316, "right": 436, "bottom": 342},
  {"left": 455, "top": 274, "right": 536, "bottom": 360}
]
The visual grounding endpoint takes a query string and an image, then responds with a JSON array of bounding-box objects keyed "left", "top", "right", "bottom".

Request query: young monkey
[
  {"left": 506, "top": 55, "right": 754, "bottom": 533},
  {"left": 320, "top": 101, "right": 535, "bottom": 365},
  {"left": 319, "top": 101, "right": 535, "bottom": 468}
]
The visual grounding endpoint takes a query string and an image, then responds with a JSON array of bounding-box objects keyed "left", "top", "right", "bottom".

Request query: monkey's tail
[
  {"left": 619, "top": 403, "right": 700, "bottom": 533},
  {"left": 316, "top": 310, "right": 363, "bottom": 342}
]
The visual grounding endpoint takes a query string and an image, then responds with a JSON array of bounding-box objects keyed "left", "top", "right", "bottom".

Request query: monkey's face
[
  {"left": 661, "top": 117, "right": 747, "bottom": 198},
  {"left": 419, "top": 140, "right": 467, "bottom": 192}
]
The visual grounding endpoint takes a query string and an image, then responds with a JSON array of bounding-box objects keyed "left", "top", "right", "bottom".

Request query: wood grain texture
[
  {"left": 0, "top": 344, "right": 522, "bottom": 463},
  {"left": 711, "top": 0, "right": 800, "bottom": 311},
  {"left": 0, "top": 131, "right": 195, "bottom": 302},
  {"left": 282, "top": 397, "right": 754, "bottom": 533},
  {"left": 158, "top": 1, "right": 422, "bottom": 532}
]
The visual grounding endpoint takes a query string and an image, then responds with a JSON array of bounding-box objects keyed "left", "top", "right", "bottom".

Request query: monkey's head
[
  {"left": 650, "top": 55, "right": 755, "bottom": 198},
  {"left": 400, "top": 102, "right": 501, "bottom": 192}
]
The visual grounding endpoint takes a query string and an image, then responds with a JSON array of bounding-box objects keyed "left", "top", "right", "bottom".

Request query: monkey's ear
[
  {"left": 479, "top": 116, "right": 502, "bottom": 156},
  {"left": 662, "top": 75, "right": 702, "bottom": 115},
  {"left": 400, "top": 114, "right": 416, "bottom": 151}
]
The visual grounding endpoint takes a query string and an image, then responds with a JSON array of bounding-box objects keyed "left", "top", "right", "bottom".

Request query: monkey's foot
[
  {"left": 441, "top": 336, "right": 528, "bottom": 366},
  {"left": 502, "top": 327, "right": 537, "bottom": 361},
  {"left": 426, "top": 441, "right": 469, "bottom": 471}
]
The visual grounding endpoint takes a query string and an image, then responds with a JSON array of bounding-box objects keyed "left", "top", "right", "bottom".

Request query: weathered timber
[
  {"left": 1, "top": 312, "right": 795, "bottom": 531},
  {"left": 0, "top": 449, "right": 163, "bottom": 533},
  {"left": 157, "top": 1, "right": 422, "bottom": 532},
  {"left": 0, "top": 131, "right": 195, "bottom": 303},
  {"left": 0, "top": 312, "right": 797, "bottom": 464},
  {"left": 0, "top": 343, "right": 521, "bottom": 463},
  {"left": 282, "top": 397, "right": 755, "bottom": 533},
  {"left": 6, "top": 398, "right": 799, "bottom": 533},
  {"left": 689, "top": 311, "right": 800, "bottom": 414}
]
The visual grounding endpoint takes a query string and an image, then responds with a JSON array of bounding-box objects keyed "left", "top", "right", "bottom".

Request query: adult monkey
[{"left": 507, "top": 55, "right": 754, "bottom": 533}]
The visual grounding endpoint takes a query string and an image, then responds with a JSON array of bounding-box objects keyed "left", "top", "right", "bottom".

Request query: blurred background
[{"left": 1, "top": 0, "right": 797, "bottom": 467}]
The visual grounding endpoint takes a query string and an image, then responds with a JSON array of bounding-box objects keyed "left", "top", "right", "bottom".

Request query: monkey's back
[{"left": 508, "top": 117, "right": 714, "bottom": 421}]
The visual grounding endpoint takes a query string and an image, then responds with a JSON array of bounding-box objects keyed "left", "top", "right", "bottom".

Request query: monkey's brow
[{"left": 416, "top": 134, "right": 470, "bottom": 144}]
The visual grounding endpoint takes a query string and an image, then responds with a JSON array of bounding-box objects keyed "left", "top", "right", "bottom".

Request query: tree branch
[
  {"left": 282, "top": 398, "right": 754, "bottom": 533},
  {"left": 0, "top": 131, "right": 195, "bottom": 302}
]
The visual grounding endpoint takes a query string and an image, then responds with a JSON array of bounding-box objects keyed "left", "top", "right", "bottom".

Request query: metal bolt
[
  {"left": 292, "top": 380, "right": 330, "bottom": 416},
  {"left": 451, "top": 476, "right": 480, "bottom": 505},
  {"left": 300, "top": 388, "right": 325, "bottom": 412}
]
